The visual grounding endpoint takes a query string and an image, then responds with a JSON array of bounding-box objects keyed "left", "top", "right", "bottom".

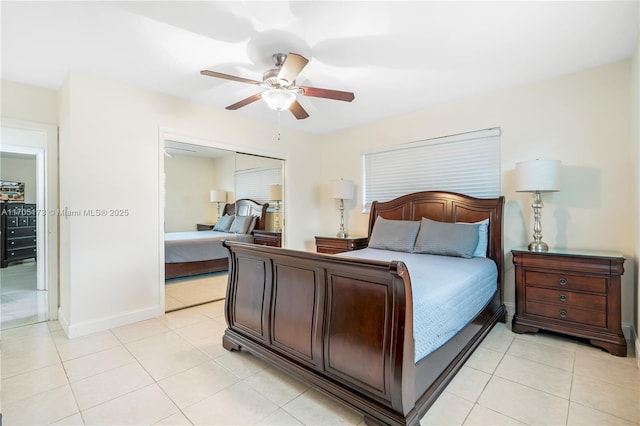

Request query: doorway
[{"left": 0, "top": 120, "right": 58, "bottom": 329}]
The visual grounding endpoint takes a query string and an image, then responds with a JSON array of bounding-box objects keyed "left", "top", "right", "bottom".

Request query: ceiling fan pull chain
[{"left": 277, "top": 110, "right": 282, "bottom": 141}]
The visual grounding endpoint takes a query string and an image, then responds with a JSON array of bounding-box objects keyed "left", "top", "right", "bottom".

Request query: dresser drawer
[
  {"left": 6, "top": 227, "right": 36, "bottom": 238},
  {"left": 5, "top": 247, "right": 37, "bottom": 260},
  {"left": 524, "top": 270, "right": 606, "bottom": 294},
  {"left": 526, "top": 300, "right": 606, "bottom": 328},
  {"left": 6, "top": 236, "right": 37, "bottom": 249},
  {"left": 526, "top": 287, "right": 606, "bottom": 311}
]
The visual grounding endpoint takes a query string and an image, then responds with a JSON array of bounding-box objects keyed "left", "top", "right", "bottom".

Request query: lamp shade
[
  {"left": 269, "top": 184, "right": 283, "bottom": 201},
  {"left": 262, "top": 89, "right": 295, "bottom": 111},
  {"left": 515, "top": 159, "right": 561, "bottom": 192},
  {"left": 330, "top": 179, "right": 355, "bottom": 200},
  {"left": 210, "top": 189, "right": 227, "bottom": 203}
]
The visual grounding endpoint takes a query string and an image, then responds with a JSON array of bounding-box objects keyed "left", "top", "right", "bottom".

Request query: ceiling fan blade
[
  {"left": 289, "top": 100, "right": 309, "bottom": 120},
  {"left": 200, "top": 70, "right": 262, "bottom": 85},
  {"left": 226, "top": 93, "right": 262, "bottom": 110},
  {"left": 277, "top": 53, "right": 309, "bottom": 85},
  {"left": 298, "top": 85, "right": 355, "bottom": 102}
]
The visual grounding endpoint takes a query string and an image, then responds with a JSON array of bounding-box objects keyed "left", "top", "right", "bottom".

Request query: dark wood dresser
[
  {"left": 315, "top": 236, "right": 368, "bottom": 254},
  {"left": 1, "top": 202, "right": 37, "bottom": 268},
  {"left": 511, "top": 248, "right": 626, "bottom": 356},
  {"left": 252, "top": 230, "right": 282, "bottom": 247}
]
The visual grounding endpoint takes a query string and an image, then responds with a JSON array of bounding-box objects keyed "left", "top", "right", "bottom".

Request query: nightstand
[
  {"left": 252, "top": 230, "right": 282, "bottom": 247},
  {"left": 511, "top": 248, "right": 627, "bottom": 356},
  {"left": 197, "top": 223, "right": 215, "bottom": 231},
  {"left": 315, "top": 236, "right": 368, "bottom": 254}
]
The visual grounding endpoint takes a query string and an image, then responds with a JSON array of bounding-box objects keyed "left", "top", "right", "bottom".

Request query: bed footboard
[{"left": 223, "top": 241, "right": 417, "bottom": 425}]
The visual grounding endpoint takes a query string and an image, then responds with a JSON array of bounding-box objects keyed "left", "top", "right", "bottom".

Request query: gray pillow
[
  {"left": 368, "top": 217, "right": 420, "bottom": 253},
  {"left": 246, "top": 216, "right": 258, "bottom": 234},
  {"left": 229, "top": 215, "right": 254, "bottom": 234},
  {"left": 213, "top": 214, "right": 235, "bottom": 232},
  {"left": 414, "top": 218, "right": 480, "bottom": 258}
]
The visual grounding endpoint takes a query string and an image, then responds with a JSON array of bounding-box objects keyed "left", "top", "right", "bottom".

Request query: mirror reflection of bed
[{"left": 163, "top": 142, "right": 283, "bottom": 312}]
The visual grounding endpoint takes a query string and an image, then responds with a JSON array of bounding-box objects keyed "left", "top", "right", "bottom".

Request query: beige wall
[
  {"left": 164, "top": 154, "right": 227, "bottom": 232},
  {"left": 633, "top": 29, "right": 640, "bottom": 355},
  {"left": 1, "top": 80, "right": 58, "bottom": 124},
  {"left": 1, "top": 57, "right": 637, "bottom": 339},
  {"left": 316, "top": 60, "right": 636, "bottom": 329},
  {"left": 0, "top": 154, "right": 37, "bottom": 203}
]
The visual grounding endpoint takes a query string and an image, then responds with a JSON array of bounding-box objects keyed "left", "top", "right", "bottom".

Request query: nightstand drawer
[
  {"left": 524, "top": 270, "right": 606, "bottom": 293},
  {"left": 526, "top": 287, "right": 606, "bottom": 311},
  {"left": 526, "top": 301, "right": 606, "bottom": 328}
]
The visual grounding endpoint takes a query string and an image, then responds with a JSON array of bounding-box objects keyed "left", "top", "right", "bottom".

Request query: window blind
[
  {"left": 363, "top": 128, "right": 501, "bottom": 210},
  {"left": 235, "top": 167, "right": 282, "bottom": 204}
]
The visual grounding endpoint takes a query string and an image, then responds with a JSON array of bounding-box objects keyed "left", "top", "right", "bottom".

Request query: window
[
  {"left": 363, "top": 128, "right": 500, "bottom": 210},
  {"left": 235, "top": 167, "right": 282, "bottom": 203}
]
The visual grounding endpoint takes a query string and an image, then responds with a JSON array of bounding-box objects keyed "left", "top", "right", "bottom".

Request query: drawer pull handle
[
  {"left": 559, "top": 310, "right": 567, "bottom": 318},
  {"left": 559, "top": 278, "right": 568, "bottom": 286},
  {"left": 559, "top": 295, "right": 567, "bottom": 302}
]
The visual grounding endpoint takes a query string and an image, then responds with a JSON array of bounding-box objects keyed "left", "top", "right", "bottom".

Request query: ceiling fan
[{"left": 200, "top": 52, "right": 355, "bottom": 120}]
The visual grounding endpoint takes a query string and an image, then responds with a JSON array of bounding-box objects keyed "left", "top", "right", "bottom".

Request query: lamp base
[
  {"left": 528, "top": 241, "right": 549, "bottom": 252},
  {"left": 336, "top": 231, "right": 347, "bottom": 239}
]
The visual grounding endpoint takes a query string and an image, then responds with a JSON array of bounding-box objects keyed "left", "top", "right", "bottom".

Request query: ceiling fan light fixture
[{"left": 262, "top": 89, "right": 295, "bottom": 111}]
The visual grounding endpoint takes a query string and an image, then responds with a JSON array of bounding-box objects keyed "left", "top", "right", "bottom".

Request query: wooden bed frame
[
  {"left": 164, "top": 198, "right": 268, "bottom": 279},
  {"left": 222, "top": 191, "right": 505, "bottom": 425}
]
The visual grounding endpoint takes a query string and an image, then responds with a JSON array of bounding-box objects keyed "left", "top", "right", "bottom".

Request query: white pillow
[{"left": 456, "top": 219, "right": 489, "bottom": 257}]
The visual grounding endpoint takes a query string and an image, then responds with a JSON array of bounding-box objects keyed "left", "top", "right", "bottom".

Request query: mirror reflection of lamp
[
  {"left": 515, "top": 159, "right": 561, "bottom": 252},
  {"left": 269, "top": 184, "right": 283, "bottom": 232},
  {"left": 330, "top": 179, "right": 355, "bottom": 238},
  {"left": 210, "top": 189, "right": 227, "bottom": 220}
]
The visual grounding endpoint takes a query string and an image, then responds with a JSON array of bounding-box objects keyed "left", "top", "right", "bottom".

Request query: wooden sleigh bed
[
  {"left": 222, "top": 191, "right": 505, "bottom": 425},
  {"left": 164, "top": 198, "right": 268, "bottom": 279}
]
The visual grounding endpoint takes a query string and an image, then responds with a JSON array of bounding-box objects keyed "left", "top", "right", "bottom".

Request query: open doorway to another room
[
  {"left": 0, "top": 121, "right": 58, "bottom": 330},
  {"left": 162, "top": 139, "right": 285, "bottom": 312}
]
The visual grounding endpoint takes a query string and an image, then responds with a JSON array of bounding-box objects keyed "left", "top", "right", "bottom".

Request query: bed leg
[{"left": 222, "top": 333, "right": 241, "bottom": 351}]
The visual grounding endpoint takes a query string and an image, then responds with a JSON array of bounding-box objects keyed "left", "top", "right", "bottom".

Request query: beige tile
[
  {"left": 154, "top": 411, "right": 193, "bottom": 425},
  {"left": 125, "top": 331, "right": 210, "bottom": 380},
  {"left": 111, "top": 318, "right": 170, "bottom": 343},
  {"left": 514, "top": 330, "right": 580, "bottom": 352},
  {"left": 2, "top": 384, "right": 78, "bottom": 425},
  {"left": 183, "top": 381, "right": 279, "bottom": 425},
  {"left": 49, "top": 412, "right": 85, "bottom": 425},
  {"left": 574, "top": 351, "right": 639, "bottom": 390},
  {"left": 494, "top": 354, "right": 572, "bottom": 398},
  {"left": 465, "top": 347, "right": 504, "bottom": 374},
  {"left": 48, "top": 320, "right": 64, "bottom": 332},
  {"left": 215, "top": 349, "right": 270, "bottom": 379},
  {"left": 507, "top": 337, "right": 575, "bottom": 371},
  {"left": 164, "top": 294, "right": 184, "bottom": 312},
  {"left": 63, "top": 345, "right": 135, "bottom": 382},
  {"left": 283, "top": 388, "right": 363, "bottom": 426},
  {"left": 52, "top": 329, "right": 121, "bottom": 361},
  {"left": 1, "top": 320, "right": 50, "bottom": 343},
  {"left": 158, "top": 359, "right": 240, "bottom": 409},
  {"left": 195, "top": 300, "right": 226, "bottom": 320},
  {"left": 1, "top": 362, "right": 68, "bottom": 405},
  {"left": 477, "top": 376, "right": 569, "bottom": 425},
  {"left": 157, "top": 308, "right": 210, "bottom": 330},
  {"left": 81, "top": 384, "right": 179, "bottom": 425},
  {"left": 444, "top": 366, "right": 491, "bottom": 403},
  {"left": 1, "top": 338, "right": 60, "bottom": 377},
  {"left": 480, "top": 324, "right": 515, "bottom": 353},
  {"left": 420, "top": 391, "right": 474, "bottom": 425},
  {"left": 571, "top": 374, "right": 639, "bottom": 423},
  {"left": 172, "top": 317, "right": 227, "bottom": 344},
  {"left": 70, "top": 362, "right": 154, "bottom": 410},
  {"left": 257, "top": 408, "right": 304, "bottom": 425},
  {"left": 463, "top": 404, "right": 526, "bottom": 425},
  {"left": 244, "top": 366, "right": 310, "bottom": 406},
  {"left": 567, "top": 401, "right": 636, "bottom": 425}
]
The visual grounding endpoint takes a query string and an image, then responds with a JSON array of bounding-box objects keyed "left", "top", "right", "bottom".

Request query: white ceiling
[{"left": 2, "top": 1, "right": 638, "bottom": 134}]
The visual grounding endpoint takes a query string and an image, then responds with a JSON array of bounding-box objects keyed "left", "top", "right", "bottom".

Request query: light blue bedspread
[{"left": 338, "top": 248, "right": 497, "bottom": 362}]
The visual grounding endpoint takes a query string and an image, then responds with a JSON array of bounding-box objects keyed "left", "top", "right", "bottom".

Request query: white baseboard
[
  {"left": 504, "top": 302, "right": 515, "bottom": 325},
  {"left": 58, "top": 304, "right": 164, "bottom": 339}
]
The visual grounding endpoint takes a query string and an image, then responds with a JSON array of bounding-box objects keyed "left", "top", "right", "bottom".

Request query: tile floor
[
  {"left": 1, "top": 301, "right": 638, "bottom": 425},
  {"left": 0, "top": 261, "right": 47, "bottom": 330}
]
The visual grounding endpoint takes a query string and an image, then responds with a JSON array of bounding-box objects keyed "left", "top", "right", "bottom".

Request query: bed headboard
[
  {"left": 223, "top": 198, "right": 269, "bottom": 231},
  {"left": 368, "top": 191, "right": 504, "bottom": 289}
]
